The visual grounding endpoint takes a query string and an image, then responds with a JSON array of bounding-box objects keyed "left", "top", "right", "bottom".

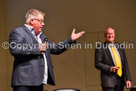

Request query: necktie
[{"left": 110, "top": 45, "right": 122, "bottom": 77}]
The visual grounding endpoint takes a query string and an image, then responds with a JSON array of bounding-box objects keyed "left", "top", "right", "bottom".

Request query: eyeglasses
[
  {"left": 106, "top": 33, "right": 114, "bottom": 35},
  {"left": 33, "top": 19, "right": 44, "bottom": 24}
]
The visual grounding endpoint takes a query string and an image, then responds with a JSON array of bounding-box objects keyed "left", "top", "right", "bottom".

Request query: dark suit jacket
[
  {"left": 9, "top": 26, "right": 75, "bottom": 87},
  {"left": 95, "top": 42, "right": 131, "bottom": 87}
]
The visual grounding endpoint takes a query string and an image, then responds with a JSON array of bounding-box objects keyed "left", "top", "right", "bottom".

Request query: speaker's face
[{"left": 105, "top": 28, "right": 115, "bottom": 43}]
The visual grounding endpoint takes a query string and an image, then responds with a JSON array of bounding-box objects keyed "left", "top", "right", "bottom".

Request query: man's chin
[
  {"left": 39, "top": 29, "right": 42, "bottom": 32},
  {"left": 107, "top": 40, "right": 114, "bottom": 43}
]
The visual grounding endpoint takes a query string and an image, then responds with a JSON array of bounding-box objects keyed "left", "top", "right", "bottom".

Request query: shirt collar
[
  {"left": 105, "top": 42, "right": 115, "bottom": 47},
  {"left": 24, "top": 24, "right": 34, "bottom": 31},
  {"left": 37, "top": 32, "right": 42, "bottom": 38},
  {"left": 24, "top": 24, "right": 42, "bottom": 37}
]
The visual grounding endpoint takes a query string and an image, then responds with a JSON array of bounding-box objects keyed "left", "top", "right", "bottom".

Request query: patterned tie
[{"left": 110, "top": 45, "right": 122, "bottom": 77}]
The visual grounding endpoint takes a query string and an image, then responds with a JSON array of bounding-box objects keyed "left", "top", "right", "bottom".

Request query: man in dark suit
[
  {"left": 95, "top": 27, "right": 131, "bottom": 91},
  {"left": 9, "top": 9, "right": 85, "bottom": 91}
]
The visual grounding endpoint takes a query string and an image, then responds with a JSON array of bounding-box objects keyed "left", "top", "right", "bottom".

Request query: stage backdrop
[{"left": 0, "top": 0, "right": 136, "bottom": 91}]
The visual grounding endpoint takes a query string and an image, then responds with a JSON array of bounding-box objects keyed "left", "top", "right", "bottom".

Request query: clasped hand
[{"left": 39, "top": 43, "right": 47, "bottom": 52}]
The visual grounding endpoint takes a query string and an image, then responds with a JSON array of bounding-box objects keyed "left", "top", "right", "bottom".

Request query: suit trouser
[
  {"left": 102, "top": 76, "right": 124, "bottom": 91},
  {"left": 13, "top": 85, "right": 43, "bottom": 91}
]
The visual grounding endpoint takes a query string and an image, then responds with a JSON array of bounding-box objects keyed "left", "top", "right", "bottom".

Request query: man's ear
[{"left": 30, "top": 19, "right": 34, "bottom": 25}]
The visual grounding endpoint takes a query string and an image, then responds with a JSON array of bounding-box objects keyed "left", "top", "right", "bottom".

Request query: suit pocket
[{"left": 18, "top": 65, "right": 32, "bottom": 80}]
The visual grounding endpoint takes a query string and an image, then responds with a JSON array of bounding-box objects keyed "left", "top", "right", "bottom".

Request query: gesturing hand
[
  {"left": 71, "top": 28, "right": 85, "bottom": 41},
  {"left": 111, "top": 66, "right": 119, "bottom": 73}
]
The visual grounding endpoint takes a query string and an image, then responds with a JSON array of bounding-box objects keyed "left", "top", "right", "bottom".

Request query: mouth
[{"left": 39, "top": 27, "right": 42, "bottom": 31}]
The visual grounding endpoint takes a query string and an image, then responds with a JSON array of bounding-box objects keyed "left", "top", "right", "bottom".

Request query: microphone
[
  {"left": 42, "top": 38, "right": 48, "bottom": 54},
  {"left": 44, "top": 38, "right": 48, "bottom": 44}
]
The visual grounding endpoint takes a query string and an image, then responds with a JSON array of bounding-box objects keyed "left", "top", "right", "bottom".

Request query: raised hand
[{"left": 71, "top": 28, "right": 85, "bottom": 41}]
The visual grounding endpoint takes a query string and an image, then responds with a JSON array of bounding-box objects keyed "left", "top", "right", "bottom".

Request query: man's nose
[{"left": 42, "top": 22, "right": 44, "bottom": 26}]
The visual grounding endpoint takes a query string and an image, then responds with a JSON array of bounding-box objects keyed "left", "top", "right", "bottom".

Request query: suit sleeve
[
  {"left": 49, "top": 37, "right": 76, "bottom": 54},
  {"left": 95, "top": 48, "right": 112, "bottom": 73},
  {"left": 9, "top": 29, "right": 41, "bottom": 56}
]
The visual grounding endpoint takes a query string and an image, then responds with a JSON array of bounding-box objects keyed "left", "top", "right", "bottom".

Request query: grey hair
[
  {"left": 104, "top": 27, "right": 115, "bottom": 35},
  {"left": 25, "top": 9, "right": 45, "bottom": 23}
]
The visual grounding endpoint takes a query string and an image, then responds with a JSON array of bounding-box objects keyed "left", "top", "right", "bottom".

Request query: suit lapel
[
  {"left": 104, "top": 42, "right": 115, "bottom": 65},
  {"left": 104, "top": 42, "right": 112, "bottom": 59},
  {"left": 105, "top": 48, "right": 112, "bottom": 59},
  {"left": 40, "top": 33, "right": 47, "bottom": 43},
  {"left": 23, "top": 26, "right": 38, "bottom": 43}
]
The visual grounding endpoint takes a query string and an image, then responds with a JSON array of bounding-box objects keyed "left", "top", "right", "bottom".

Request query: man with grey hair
[
  {"left": 95, "top": 27, "right": 131, "bottom": 91},
  {"left": 9, "top": 9, "right": 85, "bottom": 91}
]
